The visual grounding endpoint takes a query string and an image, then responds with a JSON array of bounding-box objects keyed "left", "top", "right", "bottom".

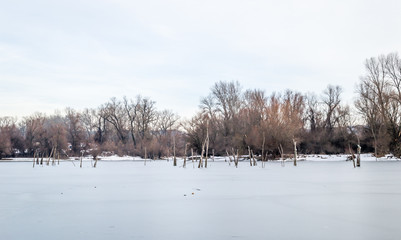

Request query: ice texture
[{"left": 1, "top": 160, "right": 401, "bottom": 240}]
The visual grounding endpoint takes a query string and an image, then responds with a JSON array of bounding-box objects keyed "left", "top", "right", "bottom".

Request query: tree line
[{"left": 0, "top": 52, "right": 400, "bottom": 159}]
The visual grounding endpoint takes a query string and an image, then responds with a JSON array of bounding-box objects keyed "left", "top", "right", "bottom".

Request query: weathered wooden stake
[
  {"left": 52, "top": 146, "right": 57, "bottom": 165},
  {"left": 204, "top": 121, "right": 209, "bottom": 168},
  {"left": 144, "top": 147, "right": 147, "bottom": 166},
  {"left": 183, "top": 143, "right": 188, "bottom": 168},
  {"left": 293, "top": 139, "right": 297, "bottom": 167},
  {"left": 262, "top": 132, "right": 265, "bottom": 168},
  {"left": 248, "top": 146, "right": 252, "bottom": 166},
  {"left": 46, "top": 148, "right": 54, "bottom": 166},
  {"left": 278, "top": 144, "right": 284, "bottom": 167},
  {"left": 199, "top": 140, "right": 205, "bottom": 168},
  {"left": 251, "top": 150, "right": 257, "bottom": 166},
  {"left": 33, "top": 150, "right": 36, "bottom": 168},
  {"left": 235, "top": 149, "right": 239, "bottom": 168},
  {"left": 349, "top": 144, "right": 356, "bottom": 168},
  {"left": 167, "top": 148, "right": 170, "bottom": 162},
  {"left": 226, "top": 150, "right": 232, "bottom": 166},
  {"left": 357, "top": 144, "right": 361, "bottom": 167},
  {"left": 191, "top": 148, "right": 195, "bottom": 168},
  {"left": 173, "top": 135, "right": 177, "bottom": 166},
  {"left": 94, "top": 156, "right": 98, "bottom": 168},
  {"left": 80, "top": 151, "right": 83, "bottom": 168}
]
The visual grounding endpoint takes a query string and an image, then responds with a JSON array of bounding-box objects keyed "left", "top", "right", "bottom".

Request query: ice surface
[{"left": 1, "top": 160, "right": 401, "bottom": 240}]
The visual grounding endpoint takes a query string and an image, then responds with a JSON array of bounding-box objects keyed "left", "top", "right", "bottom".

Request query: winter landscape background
[{"left": 2, "top": 0, "right": 401, "bottom": 239}]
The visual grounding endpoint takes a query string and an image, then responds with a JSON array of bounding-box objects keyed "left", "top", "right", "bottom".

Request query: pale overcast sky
[{"left": 1, "top": 0, "right": 400, "bottom": 118}]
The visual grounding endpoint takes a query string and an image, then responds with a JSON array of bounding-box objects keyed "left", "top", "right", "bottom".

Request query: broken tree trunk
[
  {"left": 167, "top": 149, "right": 170, "bottom": 162},
  {"left": 94, "top": 156, "right": 98, "bottom": 168},
  {"left": 349, "top": 144, "right": 356, "bottom": 168},
  {"left": 226, "top": 150, "right": 232, "bottom": 166},
  {"left": 293, "top": 139, "right": 297, "bottom": 167},
  {"left": 278, "top": 144, "right": 284, "bottom": 166},
  {"left": 47, "top": 147, "right": 54, "bottom": 166},
  {"left": 191, "top": 148, "right": 195, "bottom": 168},
  {"left": 371, "top": 128, "right": 378, "bottom": 161},
  {"left": 235, "top": 149, "right": 239, "bottom": 168},
  {"left": 252, "top": 150, "right": 257, "bottom": 166},
  {"left": 357, "top": 144, "right": 361, "bottom": 167},
  {"left": 33, "top": 150, "right": 36, "bottom": 168},
  {"left": 183, "top": 143, "right": 188, "bottom": 168},
  {"left": 52, "top": 146, "right": 57, "bottom": 165},
  {"left": 80, "top": 151, "right": 83, "bottom": 168},
  {"left": 199, "top": 140, "right": 205, "bottom": 168},
  {"left": 144, "top": 147, "right": 147, "bottom": 166},
  {"left": 265, "top": 152, "right": 269, "bottom": 163},
  {"left": 248, "top": 146, "right": 253, "bottom": 166},
  {"left": 173, "top": 135, "right": 177, "bottom": 167},
  {"left": 262, "top": 132, "right": 265, "bottom": 168},
  {"left": 204, "top": 121, "right": 209, "bottom": 168}
]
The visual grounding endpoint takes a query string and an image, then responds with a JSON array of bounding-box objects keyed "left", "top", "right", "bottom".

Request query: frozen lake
[{"left": 1, "top": 160, "right": 401, "bottom": 240}]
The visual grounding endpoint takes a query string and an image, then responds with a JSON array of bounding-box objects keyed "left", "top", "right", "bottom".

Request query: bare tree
[
  {"left": 137, "top": 97, "right": 157, "bottom": 141},
  {"left": 322, "top": 85, "right": 342, "bottom": 132},
  {"left": 0, "top": 117, "right": 13, "bottom": 159},
  {"left": 123, "top": 96, "right": 140, "bottom": 146},
  {"left": 356, "top": 53, "right": 401, "bottom": 156},
  {"left": 103, "top": 98, "right": 129, "bottom": 143},
  {"left": 211, "top": 81, "right": 243, "bottom": 147},
  {"left": 65, "top": 108, "right": 85, "bottom": 155}
]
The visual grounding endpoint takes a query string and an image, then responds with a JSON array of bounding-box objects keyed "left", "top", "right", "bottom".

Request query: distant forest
[{"left": 1, "top": 52, "right": 401, "bottom": 159}]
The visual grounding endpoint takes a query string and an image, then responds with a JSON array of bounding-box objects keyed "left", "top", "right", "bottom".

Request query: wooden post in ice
[
  {"left": 183, "top": 143, "right": 188, "bottom": 168},
  {"left": 356, "top": 144, "right": 361, "bottom": 167},
  {"left": 52, "top": 145, "right": 57, "bottom": 165},
  {"left": 199, "top": 141, "right": 205, "bottom": 168},
  {"left": 248, "top": 146, "right": 253, "bottom": 166},
  {"left": 167, "top": 149, "right": 170, "bottom": 162},
  {"left": 232, "top": 148, "right": 239, "bottom": 168},
  {"left": 278, "top": 144, "right": 284, "bottom": 166},
  {"left": 191, "top": 148, "right": 195, "bottom": 168},
  {"left": 173, "top": 135, "right": 177, "bottom": 166},
  {"left": 262, "top": 132, "right": 265, "bottom": 168},
  {"left": 349, "top": 144, "right": 356, "bottom": 168},
  {"left": 80, "top": 150, "right": 83, "bottom": 168},
  {"left": 144, "top": 147, "right": 147, "bottom": 166},
  {"left": 252, "top": 150, "right": 256, "bottom": 166},
  {"left": 226, "top": 150, "right": 232, "bottom": 166},
  {"left": 236, "top": 149, "right": 239, "bottom": 168},
  {"left": 204, "top": 120, "right": 209, "bottom": 168},
  {"left": 33, "top": 150, "right": 36, "bottom": 168},
  {"left": 47, "top": 147, "right": 54, "bottom": 166},
  {"left": 94, "top": 156, "right": 98, "bottom": 168},
  {"left": 293, "top": 139, "right": 297, "bottom": 166}
]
